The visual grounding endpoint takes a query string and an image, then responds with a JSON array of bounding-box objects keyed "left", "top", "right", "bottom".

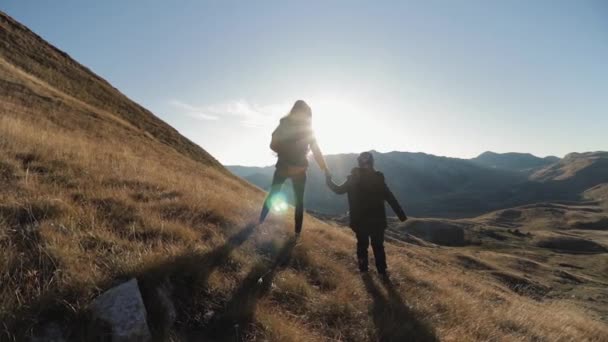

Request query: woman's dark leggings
[{"left": 259, "top": 168, "right": 307, "bottom": 233}]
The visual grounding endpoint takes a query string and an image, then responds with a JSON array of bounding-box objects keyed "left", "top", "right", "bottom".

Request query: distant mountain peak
[
  {"left": 472, "top": 151, "right": 556, "bottom": 173},
  {"left": 476, "top": 151, "right": 538, "bottom": 158},
  {"left": 532, "top": 151, "right": 608, "bottom": 182}
]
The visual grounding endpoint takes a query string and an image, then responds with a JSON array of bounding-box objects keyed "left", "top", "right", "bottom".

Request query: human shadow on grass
[
  {"left": 4, "top": 223, "right": 259, "bottom": 341},
  {"left": 205, "top": 237, "right": 298, "bottom": 341},
  {"left": 361, "top": 274, "right": 438, "bottom": 342},
  {"left": 136, "top": 223, "right": 258, "bottom": 339}
]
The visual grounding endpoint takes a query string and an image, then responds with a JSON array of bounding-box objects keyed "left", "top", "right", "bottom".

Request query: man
[{"left": 326, "top": 152, "right": 407, "bottom": 275}]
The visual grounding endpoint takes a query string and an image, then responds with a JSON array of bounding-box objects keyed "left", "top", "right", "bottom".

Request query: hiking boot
[
  {"left": 378, "top": 270, "right": 390, "bottom": 283},
  {"left": 358, "top": 259, "right": 368, "bottom": 273}
]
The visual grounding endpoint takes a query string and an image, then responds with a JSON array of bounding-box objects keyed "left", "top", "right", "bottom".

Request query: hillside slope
[
  {"left": 390, "top": 200, "right": 608, "bottom": 320},
  {"left": 0, "top": 13, "right": 222, "bottom": 168},
  {"left": 1, "top": 11, "right": 606, "bottom": 341},
  {"left": 532, "top": 152, "right": 608, "bottom": 182}
]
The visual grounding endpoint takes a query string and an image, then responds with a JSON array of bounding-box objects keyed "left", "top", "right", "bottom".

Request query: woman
[{"left": 259, "top": 100, "right": 329, "bottom": 237}]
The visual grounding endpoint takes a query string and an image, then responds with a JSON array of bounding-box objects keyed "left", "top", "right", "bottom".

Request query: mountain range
[{"left": 228, "top": 150, "right": 608, "bottom": 218}]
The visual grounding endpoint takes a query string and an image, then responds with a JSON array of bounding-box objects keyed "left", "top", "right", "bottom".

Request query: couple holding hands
[{"left": 258, "top": 100, "right": 407, "bottom": 275}]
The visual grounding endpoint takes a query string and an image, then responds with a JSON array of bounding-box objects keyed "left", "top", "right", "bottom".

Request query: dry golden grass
[
  {"left": 1, "top": 10, "right": 607, "bottom": 341},
  {"left": 1, "top": 113, "right": 607, "bottom": 341}
]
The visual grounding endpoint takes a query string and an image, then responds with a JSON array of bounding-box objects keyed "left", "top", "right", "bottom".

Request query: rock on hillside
[{"left": 91, "top": 279, "right": 151, "bottom": 342}]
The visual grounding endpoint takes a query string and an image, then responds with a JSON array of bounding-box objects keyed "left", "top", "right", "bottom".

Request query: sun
[{"left": 310, "top": 97, "right": 379, "bottom": 155}]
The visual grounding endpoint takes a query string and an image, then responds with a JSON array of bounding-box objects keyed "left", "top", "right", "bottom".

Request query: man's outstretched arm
[
  {"left": 384, "top": 182, "right": 407, "bottom": 221},
  {"left": 326, "top": 174, "right": 350, "bottom": 194}
]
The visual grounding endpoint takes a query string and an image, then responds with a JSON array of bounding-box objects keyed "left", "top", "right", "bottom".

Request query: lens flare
[{"left": 270, "top": 193, "right": 289, "bottom": 214}]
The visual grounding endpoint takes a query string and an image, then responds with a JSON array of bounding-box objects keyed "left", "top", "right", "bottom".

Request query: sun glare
[
  {"left": 311, "top": 97, "right": 381, "bottom": 155},
  {"left": 269, "top": 192, "right": 289, "bottom": 214}
]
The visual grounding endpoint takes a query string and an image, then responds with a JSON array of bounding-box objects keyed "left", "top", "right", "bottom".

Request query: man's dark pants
[{"left": 355, "top": 227, "right": 386, "bottom": 273}]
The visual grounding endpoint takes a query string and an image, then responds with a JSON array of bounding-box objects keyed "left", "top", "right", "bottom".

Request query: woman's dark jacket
[{"left": 270, "top": 117, "right": 327, "bottom": 171}]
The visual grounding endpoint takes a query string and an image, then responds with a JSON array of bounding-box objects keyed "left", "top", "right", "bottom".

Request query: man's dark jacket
[{"left": 326, "top": 167, "right": 406, "bottom": 230}]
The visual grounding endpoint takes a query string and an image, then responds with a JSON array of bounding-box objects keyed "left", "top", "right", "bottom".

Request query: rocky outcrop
[
  {"left": 399, "top": 219, "right": 468, "bottom": 246},
  {"left": 90, "top": 278, "right": 151, "bottom": 342}
]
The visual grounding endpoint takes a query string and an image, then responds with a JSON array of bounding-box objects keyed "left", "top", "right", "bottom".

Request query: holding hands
[{"left": 324, "top": 168, "right": 333, "bottom": 185}]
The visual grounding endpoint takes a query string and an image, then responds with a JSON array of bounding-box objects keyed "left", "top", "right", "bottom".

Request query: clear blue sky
[{"left": 4, "top": 1, "right": 607, "bottom": 166}]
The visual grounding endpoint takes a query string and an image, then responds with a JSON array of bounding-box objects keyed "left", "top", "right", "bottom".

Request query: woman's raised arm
[{"left": 310, "top": 139, "right": 328, "bottom": 172}]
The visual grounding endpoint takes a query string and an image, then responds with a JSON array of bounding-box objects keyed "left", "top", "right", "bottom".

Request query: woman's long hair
[{"left": 284, "top": 100, "right": 312, "bottom": 126}]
